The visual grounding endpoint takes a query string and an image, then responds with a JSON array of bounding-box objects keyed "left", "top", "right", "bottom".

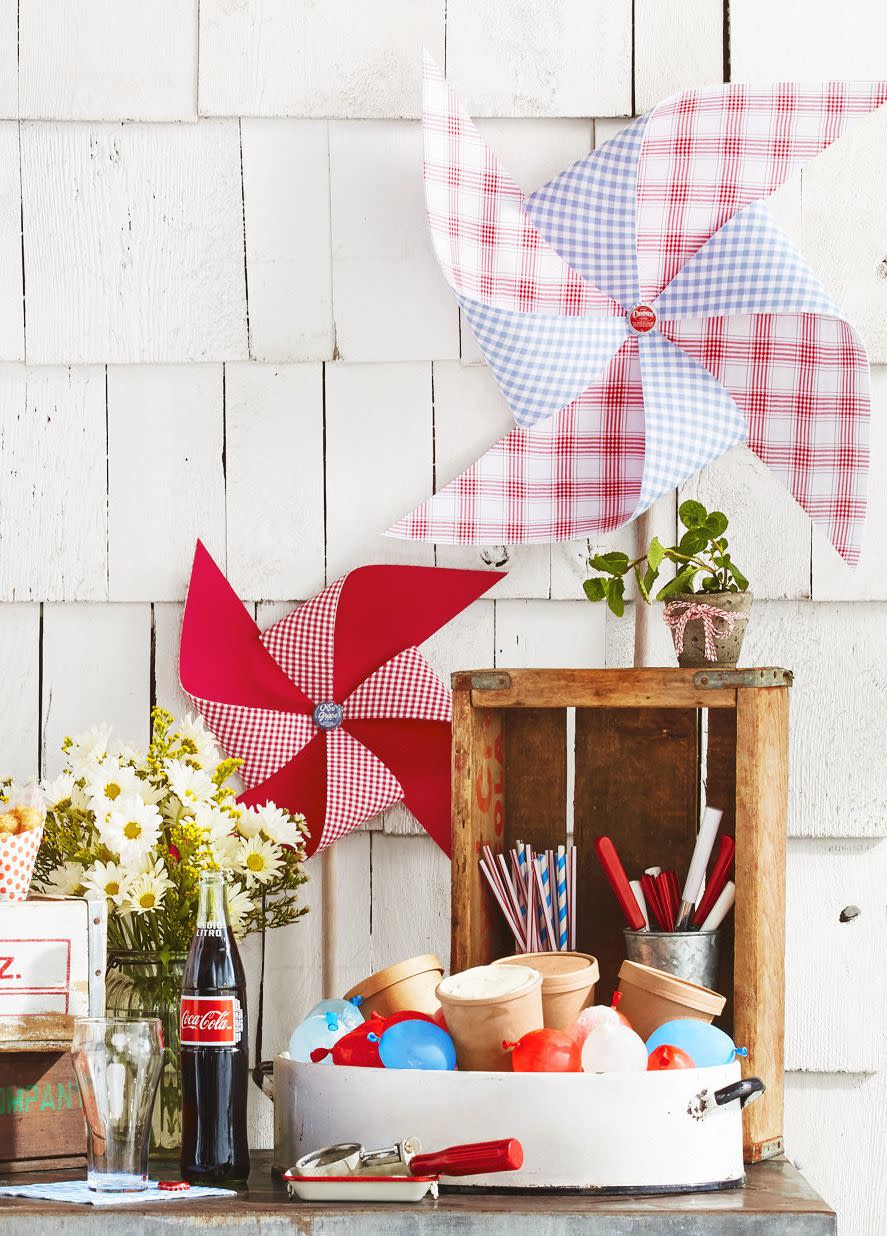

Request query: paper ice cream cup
[{"left": 436, "top": 964, "right": 543, "bottom": 1071}]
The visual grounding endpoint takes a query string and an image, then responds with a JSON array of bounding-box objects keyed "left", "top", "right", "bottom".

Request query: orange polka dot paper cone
[{"left": 0, "top": 824, "right": 44, "bottom": 901}]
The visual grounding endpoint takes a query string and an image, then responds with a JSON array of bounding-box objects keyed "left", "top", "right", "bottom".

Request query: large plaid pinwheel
[
  {"left": 389, "top": 57, "right": 887, "bottom": 564},
  {"left": 180, "top": 543, "right": 502, "bottom": 856}
]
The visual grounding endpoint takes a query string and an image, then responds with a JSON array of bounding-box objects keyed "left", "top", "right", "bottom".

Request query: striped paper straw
[
  {"left": 533, "top": 856, "right": 558, "bottom": 951},
  {"left": 555, "top": 846, "right": 568, "bottom": 950}
]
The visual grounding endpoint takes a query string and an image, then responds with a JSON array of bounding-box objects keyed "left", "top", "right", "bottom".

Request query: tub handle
[
  {"left": 713, "top": 1077, "right": 765, "bottom": 1109},
  {"left": 253, "top": 1059, "right": 274, "bottom": 1101}
]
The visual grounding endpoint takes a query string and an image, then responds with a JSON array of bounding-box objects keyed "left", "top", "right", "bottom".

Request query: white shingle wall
[{"left": 0, "top": 2, "right": 884, "bottom": 1222}]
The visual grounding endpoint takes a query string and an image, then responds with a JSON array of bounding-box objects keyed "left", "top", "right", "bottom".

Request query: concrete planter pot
[{"left": 664, "top": 591, "right": 753, "bottom": 668}]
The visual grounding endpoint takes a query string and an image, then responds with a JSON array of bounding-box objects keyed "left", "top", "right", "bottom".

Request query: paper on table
[{"left": 0, "top": 1180, "right": 236, "bottom": 1206}]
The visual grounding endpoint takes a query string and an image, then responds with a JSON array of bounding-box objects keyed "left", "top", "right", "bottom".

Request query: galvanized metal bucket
[{"left": 623, "top": 929, "right": 720, "bottom": 989}]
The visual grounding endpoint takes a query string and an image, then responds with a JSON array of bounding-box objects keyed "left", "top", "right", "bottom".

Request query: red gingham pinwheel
[
  {"left": 388, "top": 57, "right": 887, "bottom": 565},
  {"left": 179, "top": 543, "right": 503, "bottom": 856}
]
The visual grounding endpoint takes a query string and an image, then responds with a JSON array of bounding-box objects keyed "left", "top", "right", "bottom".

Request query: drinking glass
[{"left": 71, "top": 1017, "right": 163, "bottom": 1191}]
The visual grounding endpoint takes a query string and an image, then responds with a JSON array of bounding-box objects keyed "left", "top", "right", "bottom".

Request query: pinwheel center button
[
  {"left": 628, "top": 304, "right": 657, "bottom": 333},
  {"left": 313, "top": 701, "right": 344, "bottom": 730}
]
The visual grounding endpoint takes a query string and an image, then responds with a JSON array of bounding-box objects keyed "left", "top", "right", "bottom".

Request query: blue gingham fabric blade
[
  {"left": 525, "top": 115, "right": 649, "bottom": 311},
  {"left": 459, "top": 293, "right": 629, "bottom": 430},
  {"left": 635, "top": 333, "right": 748, "bottom": 511},
  {"left": 653, "top": 203, "right": 843, "bottom": 321}
]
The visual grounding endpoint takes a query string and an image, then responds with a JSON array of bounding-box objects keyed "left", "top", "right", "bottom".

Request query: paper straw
[
  {"left": 498, "top": 854, "right": 527, "bottom": 950},
  {"left": 555, "top": 846, "right": 568, "bottom": 950},
  {"left": 629, "top": 879, "right": 650, "bottom": 930},
  {"left": 480, "top": 858, "right": 524, "bottom": 945},
  {"left": 533, "top": 857, "right": 558, "bottom": 950},
  {"left": 700, "top": 880, "right": 736, "bottom": 931}
]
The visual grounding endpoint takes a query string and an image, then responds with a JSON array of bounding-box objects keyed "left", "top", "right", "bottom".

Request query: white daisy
[
  {"left": 211, "top": 832, "right": 242, "bottom": 871},
  {"left": 226, "top": 885, "right": 253, "bottom": 937},
  {"left": 85, "top": 759, "right": 144, "bottom": 819},
  {"left": 252, "top": 802, "right": 307, "bottom": 849},
  {"left": 236, "top": 835, "right": 283, "bottom": 885},
  {"left": 101, "top": 798, "right": 162, "bottom": 863},
  {"left": 67, "top": 725, "right": 113, "bottom": 770},
  {"left": 191, "top": 802, "right": 235, "bottom": 844},
  {"left": 123, "top": 861, "right": 174, "bottom": 914},
  {"left": 176, "top": 714, "right": 223, "bottom": 770},
  {"left": 235, "top": 805, "right": 266, "bottom": 839},
  {"left": 38, "top": 862, "right": 85, "bottom": 897},
  {"left": 42, "top": 772, "right": 76, "bottom": 811},
  {"left": 81, "top": 860, "right": 132, "bottom": 906},
  {"left": 165, "top": 759, "right": 216, "bottom": 807}
]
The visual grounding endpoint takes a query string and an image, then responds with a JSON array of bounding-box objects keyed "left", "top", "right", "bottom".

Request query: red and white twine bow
[{"left": 663, "top": 599, "right": 749, "bottom": 663}]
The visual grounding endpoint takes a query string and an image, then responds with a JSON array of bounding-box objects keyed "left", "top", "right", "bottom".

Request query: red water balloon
[
  {"left": 647, "top": 1044, "right": 695, "bottom": 1071},
  {"left": 315, "top": 1015, "right": 386, "bottom": 1067},
  {"left": 505, "top": 1028, "right": 582, "bottom": 1073}
]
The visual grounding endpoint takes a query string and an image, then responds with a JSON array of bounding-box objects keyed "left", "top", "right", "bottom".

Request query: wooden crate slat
[
  {"left": 503, "top": 708, "right": 568, "bottom": 854},
  {"left": 734, "top": 686, "right": 789, "bottom": 1161},
  {"left": 574, "top": 707, "right": 700, "bottom": 1002},
  {"left": 451, "top": 682, "right": 507, "bottom": 972},
  {"left": 705, "top": 706, "right": 738, "bottom": 1033},
  {"left": 469, "top": 667, "right": 739, "bottom": 710}
]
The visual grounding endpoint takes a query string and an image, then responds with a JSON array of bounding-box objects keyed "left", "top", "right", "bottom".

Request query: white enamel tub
[{"left": 263, "top": 1055, "right": 763, "bottom": 1194}]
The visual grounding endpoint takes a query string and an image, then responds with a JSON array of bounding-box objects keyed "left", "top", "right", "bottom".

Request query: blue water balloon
[
  {"left": 645, "top": 1020, "right": 744, "bottom": 1068},
  {"left": 304, "top": 999, "right": 364, "bottom": 1032},
  {"left": 288, "top": 1011, "right": 353, "bottom": 1064},
  {"left": 379, "top": 1019, "right": 457, "bottom": 1071}
]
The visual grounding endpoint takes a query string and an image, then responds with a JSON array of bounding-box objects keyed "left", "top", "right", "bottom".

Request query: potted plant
[{"left": 583, "top": 500, "right": 752, "bottom": 667}]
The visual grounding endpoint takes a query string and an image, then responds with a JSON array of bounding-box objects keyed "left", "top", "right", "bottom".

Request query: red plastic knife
[{"left": 595, "top": 836, "right": 646, "bottom": 931}]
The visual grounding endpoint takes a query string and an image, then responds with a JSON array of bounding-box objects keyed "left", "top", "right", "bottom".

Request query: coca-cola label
[{"left": 180, "top": 995, "right": 242, "bottom": 1046}]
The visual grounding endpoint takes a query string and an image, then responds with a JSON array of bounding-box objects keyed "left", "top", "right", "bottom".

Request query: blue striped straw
[
  {"left": 556, "top": 847, "right": 568, "bottom": 950},
  {"left": 538, "top": 852, "right": 557, "bottom": 950}
]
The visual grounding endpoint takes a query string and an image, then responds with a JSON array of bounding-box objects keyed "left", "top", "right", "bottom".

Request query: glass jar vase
[{"left": 105, "top": 950, "right": 187, "bottom": 1156}]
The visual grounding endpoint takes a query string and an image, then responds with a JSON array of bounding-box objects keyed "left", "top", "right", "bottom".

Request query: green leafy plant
[{"left": 583, "top": 500, "right": 749, "bottom": 617}]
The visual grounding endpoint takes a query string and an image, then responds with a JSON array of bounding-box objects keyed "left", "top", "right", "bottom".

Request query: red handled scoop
[{"left": 408, "top": 1138, "right": 523, "bottom": 1178}]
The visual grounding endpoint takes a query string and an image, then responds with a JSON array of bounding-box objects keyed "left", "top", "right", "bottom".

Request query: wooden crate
[
  {"left": 0, "top": 896, "right": 107, "bottom": 1170},
  {"left": 450, "top": 667, "right": 791, "bottom": 1164}
]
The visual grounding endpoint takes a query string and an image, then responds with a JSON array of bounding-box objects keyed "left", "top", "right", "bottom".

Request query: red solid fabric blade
[
  {"left": 238, "top": 733, "right": 329, "bottom": 858},
  {"left": 332, "top": 566, "right": 504, "bottom": 701},
  {"left": 693, "top": 835, "right": 736, "bottom": 927},
  {"left": 345, "top": 718, "right": 453, "bottom": 856},
  {"left": 181, "top": 541, "right": 312, "bottom": 713}
]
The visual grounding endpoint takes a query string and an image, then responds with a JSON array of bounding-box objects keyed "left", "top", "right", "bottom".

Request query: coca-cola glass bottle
[{"left": 179, "top": 871, "right": 250, "bottom": 1185}]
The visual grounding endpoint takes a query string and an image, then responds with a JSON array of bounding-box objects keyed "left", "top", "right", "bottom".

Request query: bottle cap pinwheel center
[
  {"left": 628, "top": 304, "right": 657, "bottom": 334},
  {"left": 313, "top": 701, "right": 344, "bottom": 730}
]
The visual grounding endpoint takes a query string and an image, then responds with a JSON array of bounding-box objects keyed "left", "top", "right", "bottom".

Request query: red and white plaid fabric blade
[
  {"left": 423, "top": 53, "right": 617, "bottom": 318},
  {"left": 190, "top": 698, "right": 316, "bottom": 788},
  {"left": 321, "top": 729, "right": 404, "bottom": 851},
  {"left": 638, "top": 82, "right": 887, "bottom": 301},
  {"left": 388, "top": 339, "right": 645, "bottom": 544},
  {"left": 344, "top": 646, "right": 452, "bottom": 722},
  {"left": 259, "top": 577, "right": 345, "bottom": 704},
  {"left": 660, "top": 313, "right": 870, "bottom": 564}
]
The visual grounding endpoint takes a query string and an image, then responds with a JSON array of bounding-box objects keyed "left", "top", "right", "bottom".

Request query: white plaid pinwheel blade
[
  {"left": 422, "top": 51, "right": 616, "bottom": 318},
  {"left": 389, "top": 60, "right": 887, "bottom": 562},
  {"left": 637, "top": 81, "right": 887, "bottom": 301},
  {"left": 636, "top": 332, "right": 748, "bottom": 511},
  {"left": 389, "top": 340, "right": 645, "bottom": 544},
  {"left": 661, "top": 313, "right": 870, "bottom": 565}
]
